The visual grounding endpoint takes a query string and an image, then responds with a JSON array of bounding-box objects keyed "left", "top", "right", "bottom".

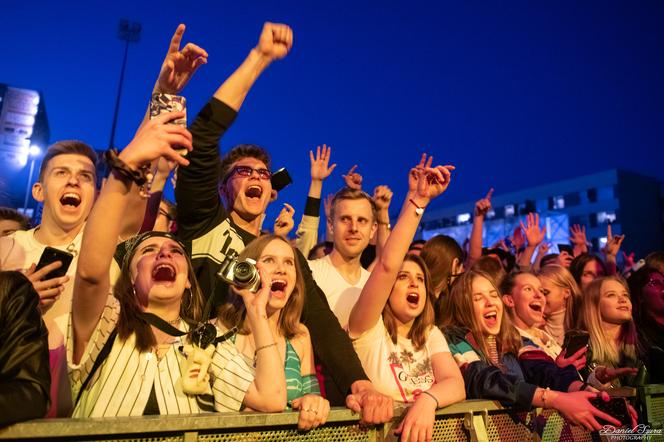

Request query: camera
[{"left": 216, "top": 249, "right": 261, "bottom": 292}]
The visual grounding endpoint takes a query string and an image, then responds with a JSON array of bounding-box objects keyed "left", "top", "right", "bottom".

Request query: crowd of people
[{"left": 1, "top": 22, "right": 663, "bottom": 441}]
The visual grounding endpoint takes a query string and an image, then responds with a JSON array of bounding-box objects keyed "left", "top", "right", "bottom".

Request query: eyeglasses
[{"left": 224, "top": 166, "right": 272, "bottom": 182}]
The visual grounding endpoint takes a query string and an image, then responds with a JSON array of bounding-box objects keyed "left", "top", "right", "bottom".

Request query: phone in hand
[
  {"left": 35, "top": 247, "right": 74, "bottom": 280},
  {"left": 562, "top": 329, "right": 590, "bottom": 357},
  {"left": 149, "top": 93, "right": 187, "bottom": 156},
  {"left": 271, "top": 167, "right": 293, "bottom": 192},
  {"left": 589, "top": 396, "right": 631, "bottom": 427},
  {"left": 558, "top": 243, "right": 574, "bottom": 255}
]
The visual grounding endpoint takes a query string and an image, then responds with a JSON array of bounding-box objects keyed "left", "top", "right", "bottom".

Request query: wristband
[
  {"left": 541, "top": 387, "right": 550, "bottom": 408},
  {"left": 421, "top": 390, "right": 439, "bottom": 409}
]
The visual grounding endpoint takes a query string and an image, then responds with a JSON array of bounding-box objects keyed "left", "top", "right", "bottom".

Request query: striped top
[
  {"left": 67, "top": 296, "right": 255, "bottom": 417},
  {"left": 284, "top": 339, "right": 319, "bottom": 405}
]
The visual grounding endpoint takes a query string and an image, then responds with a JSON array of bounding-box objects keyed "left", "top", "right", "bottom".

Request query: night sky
[{"left": 3, "top": 0, "right": 663, "bottom": 226}]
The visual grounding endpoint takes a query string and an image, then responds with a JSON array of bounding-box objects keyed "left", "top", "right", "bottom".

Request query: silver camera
[{"left": 216, "top": 249, "right": 261, "bottom": 292}]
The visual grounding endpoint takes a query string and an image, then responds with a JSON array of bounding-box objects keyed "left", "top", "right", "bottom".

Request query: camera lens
[{"left": 234, "top": 262, "right": 255, "bottom": 284}]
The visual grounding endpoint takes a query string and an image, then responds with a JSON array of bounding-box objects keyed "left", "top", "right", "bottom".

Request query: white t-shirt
[
  {"left": 308, "top": 255, "right": 370, "bottom": 329},
  {"left": 352, "top": 318, "right": 450, "bottom": 403},
  {"left": 0, "top": 226, "right": 121, "bottom": 417}
]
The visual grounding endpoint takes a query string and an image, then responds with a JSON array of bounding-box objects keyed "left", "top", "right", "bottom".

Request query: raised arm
[
  {"left": 517, "top": 213, "right": 546, "bottom": 270},
  {"left": 72, "top": 112, "right": 191, "bottom": 362},
  {"left": 603, "top": 223, "right": 624, "bottom": 275},
  {"left": 176, "top": 23, "right": 292, "bottom": 237},
  {"left": 371, "top": 185, "right": 393, "bottom": 265},
  {"left": 468, "top": 189, "right": 493, "bottom": 266},
  {"left": 294, "top": 145, "right": 336, "bottom": 255},
  {"left": 348, "top": 154, "right": 454, "bottom": 337}
]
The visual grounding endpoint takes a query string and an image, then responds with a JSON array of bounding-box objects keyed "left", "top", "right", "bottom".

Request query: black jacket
[{"left": 0, "top": 271, "right": 50, "bottom": 427}]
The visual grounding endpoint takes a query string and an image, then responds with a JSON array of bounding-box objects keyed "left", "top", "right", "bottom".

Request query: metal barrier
[
  {"left": 8, "top": 385, "right": 664, "bottom": 442},
  {"left": 0, "top": 399, "right": 599, "bottom": 442}
]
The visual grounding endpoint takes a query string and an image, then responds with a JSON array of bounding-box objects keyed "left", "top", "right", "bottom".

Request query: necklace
[{"left": 167, "top": 317, "right": 181, "bottom": 326}]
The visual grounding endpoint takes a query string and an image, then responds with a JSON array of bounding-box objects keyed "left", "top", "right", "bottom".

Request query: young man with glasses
[{"left": 175, "top": 23, "right": 394, "bottom": 423}]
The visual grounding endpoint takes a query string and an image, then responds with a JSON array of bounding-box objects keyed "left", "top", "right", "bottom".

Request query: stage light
[{"left": 29, "top": 145, "right": 41, "bottom": 156}]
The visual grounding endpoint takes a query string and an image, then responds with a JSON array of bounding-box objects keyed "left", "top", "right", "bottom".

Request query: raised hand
[
  {"left": 538, "top": 242, "right": 551, "bottom": 255},
  {"left": 408, "top": 153, "right": 455, "bottom": 205},
  {"left": 256, "top": 22, "right": 293, "bottom": 61},
  {"left": 520, "top": 213, "right": 546, "bottom": 248},
  {"left": 604, "top": 224, "right": 625, "bottom": 257},
  {"left": 512, "top": 225, "right": 526, "bottom": 250},
  {"left": 373, "top": 185, "right": 393, "bottom": 212},
  {"left": 291, "top": 394, "right": 330, "bottom": 431},
  {"left": 120, "top": 111, "right": 192, "bottom": 170},
  {"left": 474, "top": 188, "right": 493, "bottom": 218},
  {"left": 309, "top": 144, "right": 337, "bottom": 181},
  {"left": 342, "top": 165, "right": 363, "bottom": 190},
  {"left": 155, "top": 24, "right": 208, "bottom": 95},
  {"left": 622, "top": 251, "right": 636, "bottom": 271},
  {"left": 24, "top": 262, "right": 69, "bottom": 313},
  {"left": 569, "top": 224, "right": 588, "bottom": 255},
  {"left": 273, "top": 203, "right": 295, "bottom": 238}
]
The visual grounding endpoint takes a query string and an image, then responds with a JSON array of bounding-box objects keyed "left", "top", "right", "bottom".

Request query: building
[{"left": 420, "top": 169, "right": 663, "bottom": 259}]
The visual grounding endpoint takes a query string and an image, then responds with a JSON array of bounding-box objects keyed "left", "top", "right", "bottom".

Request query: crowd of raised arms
[{"left": 1, "top": 23, "right": 663, "bottom": 442}]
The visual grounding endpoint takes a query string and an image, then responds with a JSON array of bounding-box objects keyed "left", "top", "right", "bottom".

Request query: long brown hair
[
  {"left": 442, "top": 270, "right": 522, "bottom": 363},
  {"left": 578, "top": 276, "right": 641, "bottom": 367},
  {"left": 382, "top": 254, "right": 435, "bottom": 351},
  {"left": 115, "top": 233, "right": 205, "bottom": 352},
  {"left": 217, "top": 235, "right": 305, "bottom": 339}
]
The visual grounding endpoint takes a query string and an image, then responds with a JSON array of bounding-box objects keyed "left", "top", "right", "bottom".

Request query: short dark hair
[
  {"left": 0, "top": 207, "right": 30, "bottom": 230},
  {"left": 330, "top": 187, "right": 377, "bottom": 222},
  {"left": 38, "top": 140, "right": 98, "bottom": 181},
  {"left": 219, "top": 144, "right": 271, "bottom": 184}
]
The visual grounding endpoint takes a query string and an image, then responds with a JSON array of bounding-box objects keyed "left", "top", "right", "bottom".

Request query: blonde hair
[
  {"left": 442, "top": 270, "right": 522, "bottom": 364},
  {"left": 578, "top": 276, "right": 640, "bottom": 366},
  {"left": 537, "top": 265, "right": 581, "bottom": 331}
]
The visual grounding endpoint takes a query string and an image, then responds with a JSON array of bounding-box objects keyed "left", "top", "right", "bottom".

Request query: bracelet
[
  {"left": 255, "top": 342, "right": 277, "bottom": 353},
  {"left": 541, "top": 387, "right": 550, "bottom": 408},
  {"left": 104, "top": 149, "right": 151, "bottom": 187},
  {"left": 409, "top": 198, "right": 425, "bottom": 216},
  {"left": 420, "top": 390, "right": 439, "bottom": 409}
]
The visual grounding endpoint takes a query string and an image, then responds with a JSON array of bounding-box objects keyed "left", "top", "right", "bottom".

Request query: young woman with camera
[
  {"left": 216, "top": 234, "right": 330, "bottom": 431},
  {"left": 348, "top": 155, "right": 465, "bottom": 442}
]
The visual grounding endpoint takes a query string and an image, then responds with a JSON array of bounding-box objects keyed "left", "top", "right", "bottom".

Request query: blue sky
[{"left": 2, "top": 0, "right": 662, "bottom": 224}]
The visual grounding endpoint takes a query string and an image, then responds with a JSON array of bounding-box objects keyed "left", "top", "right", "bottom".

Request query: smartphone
[
  {"left": 562, "top": 329, "right": 590, "bottom": 356},
  {"left": 35, "top": 247, "right": 74, "bottom": 280},
  {"left": 271, "top": 167, "right": 293, "bottom": 192},
  {"left": 149, "top": 93, "right": 187, "bottom": 156},
  {"left": 589, "top": 397, "right": 631, "bottom": 427},
  {"left": 558, "top": 243, "right": 574, "bottom": 255}
]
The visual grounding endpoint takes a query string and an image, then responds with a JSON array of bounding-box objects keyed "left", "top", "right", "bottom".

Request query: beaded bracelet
[{"left": 104, "top": 149, "right": 150, "bottom": 186}]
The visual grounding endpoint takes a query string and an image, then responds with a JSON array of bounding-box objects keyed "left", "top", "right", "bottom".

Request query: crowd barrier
[{"left": 2, "top": 386, "right": 664, "bottom": 442}]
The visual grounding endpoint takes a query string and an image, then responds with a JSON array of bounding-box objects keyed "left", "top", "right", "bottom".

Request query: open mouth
[
  {"left": 60, "top": 192, "right": 81, "bottom": 208},
  {"left": 245, "top": 186, "right": 263, "bottom": 199},
  {"left": 270, "top": 280, "right": 287, "bottom": 298},
  {"left": 406, "top": 293, "right": 420, "bottom": 307},
  {"left": 483, "top": 311, "right": 498, "bottom": 328},
  {"left": 529, "top": 303, "right": 544, "bottom": 313},
  {"left": 152, "top": 264, "right": 176, "bottom": 282}
]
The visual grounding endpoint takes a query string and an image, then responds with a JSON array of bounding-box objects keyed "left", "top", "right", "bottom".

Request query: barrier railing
[{"left": 2, "top": 387, "right": 662, "bottom": 442}]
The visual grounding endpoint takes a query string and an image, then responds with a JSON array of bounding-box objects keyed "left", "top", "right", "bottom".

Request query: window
[
  {"left": 505, "top": 205, "right": 515, "bottom": 217},
  {"left": 587, "top": 188, "right": 597, "bottom": 203},
  {"left": 597, "top": 212, "right": 617, "bottom": 224},
  {"left": 457, "top": 213, "right": 471, "bottom": 224},
  {"left": 552, "top": 196, "right": 565, "bottom": 210}
]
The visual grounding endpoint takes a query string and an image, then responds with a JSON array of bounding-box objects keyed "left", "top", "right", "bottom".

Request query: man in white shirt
[
  {"left": 0, "top": 140, "right": 99, "bottom": 417},
  {"left": 309, "top": 188, "right": 382, "bottom": 328}
]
